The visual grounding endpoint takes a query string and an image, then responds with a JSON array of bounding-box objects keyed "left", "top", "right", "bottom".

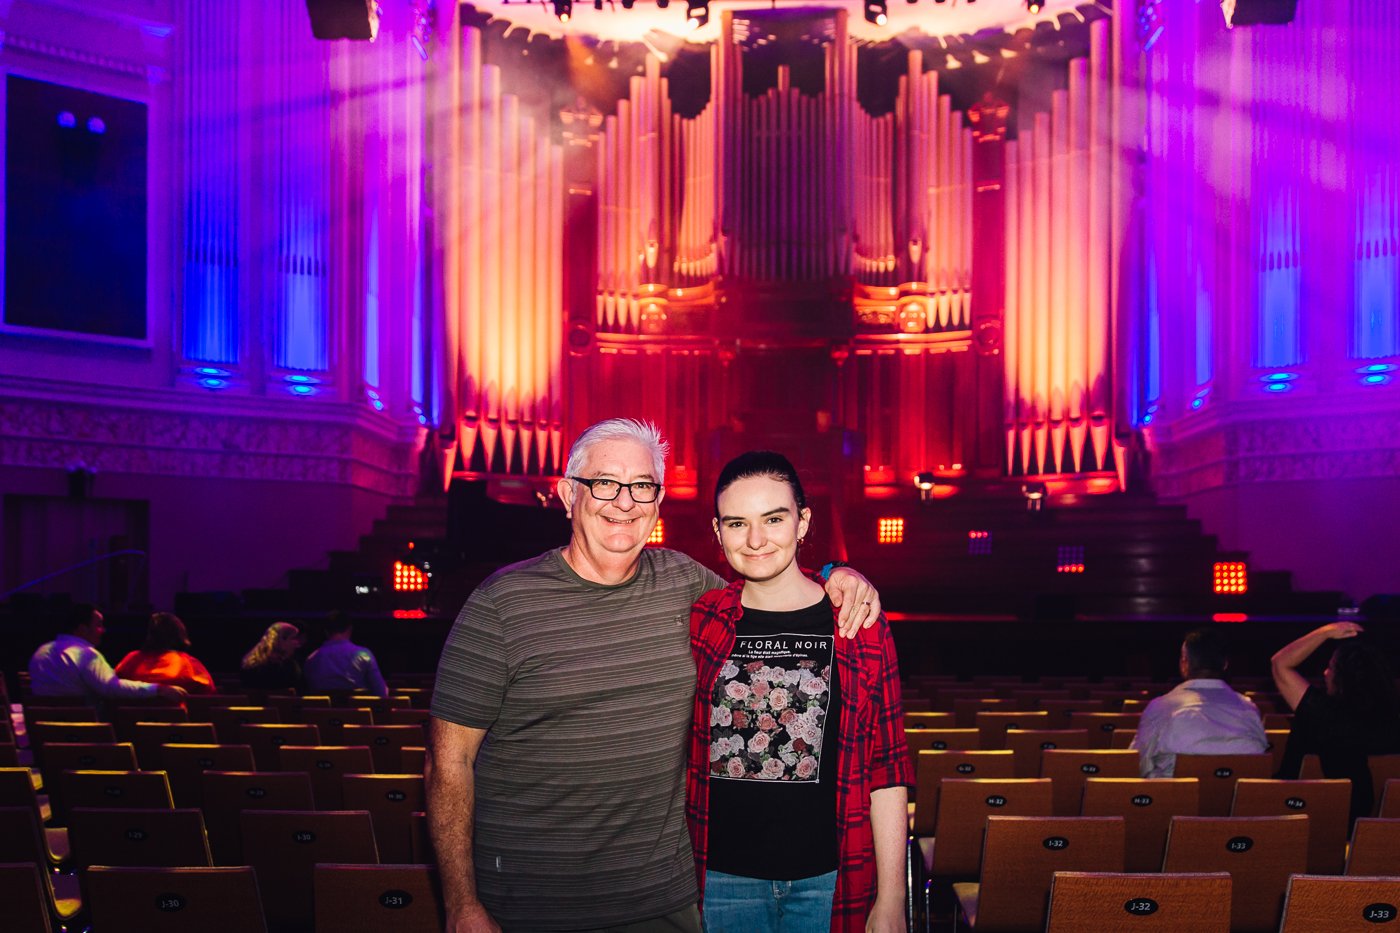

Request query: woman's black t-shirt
[{"left": 705, "top": 597, "right": 841, "bottom": 880}]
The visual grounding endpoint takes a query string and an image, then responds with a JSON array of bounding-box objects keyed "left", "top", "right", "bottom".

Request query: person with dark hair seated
[
  {"left": 114, "top": 612, "right": 216, "bottom": 694},
  {"left": 1131, "top": 627, "right": 1267, "bottom": 777},
  {"left": 29, "top": 603, "right": 186, "bottom": 703},
  {"left": 1273, "top": 621, "right": 1400, "bottom": 823},
  {"left": 304, "top": 612, "right": 388, "bottom": 698},
  {"left": 240, "top": 621, "right": 304, "bottom": 690}
]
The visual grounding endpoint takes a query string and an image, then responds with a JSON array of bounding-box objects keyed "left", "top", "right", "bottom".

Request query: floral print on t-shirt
[{"left": 709, "top": 633, "right": 834, "bottom": 782}]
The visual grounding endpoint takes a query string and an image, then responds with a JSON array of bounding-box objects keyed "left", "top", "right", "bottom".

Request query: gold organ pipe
[
  {"left": 460, "top": 25, "right": 483, "bottom": 459},
  {"left": 1017, "top": 123, "right": 1035, "bottom": 475},
  {"left": 1088, "top": 19, "right": 1111, "bottom": 471},
  {"left": 1049, "top": 89, "right": 1069, "bottom": 472},
  {"left": 1067, "top": 58, "right": 1090, "bottom": 472},
  {"left": 547, "top": 142, "right": 563, "bottom": 471},
  {"left": 959, "top": 116, "right": 972, "bottom": 328},
  {"left": 1032, "top": 110, "right": 1051, "bottom": 474},
  {"left": 1004, "top": 137, "right": 1020, "bottom": 473},
  {"left": 479, "top": 64, "right": 502, "bottom": 464},
  {"left": 501, "top": 95, "right": 520, "bottom": 471}
]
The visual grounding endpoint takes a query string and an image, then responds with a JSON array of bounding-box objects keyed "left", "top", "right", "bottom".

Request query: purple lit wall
[
  {"left": 1143, "top": 0, "right": 1400, "bottom": 601},
  {"left": 0, "top": 1, "right": 424, "bottom": 607}
]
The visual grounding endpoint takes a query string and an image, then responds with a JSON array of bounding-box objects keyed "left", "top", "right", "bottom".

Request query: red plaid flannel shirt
[{"left": 685, "top": 578, "right": 913, "bottom": 932}]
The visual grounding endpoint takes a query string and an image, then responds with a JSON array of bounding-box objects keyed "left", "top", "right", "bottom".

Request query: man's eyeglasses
[{"left": 569, "top": 476, "right": 662, "bottom": 503}]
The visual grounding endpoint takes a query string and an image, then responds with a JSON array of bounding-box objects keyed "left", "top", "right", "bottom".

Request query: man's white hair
[{"left": 564, "top": 418, "right": 670, "bottom": 484}]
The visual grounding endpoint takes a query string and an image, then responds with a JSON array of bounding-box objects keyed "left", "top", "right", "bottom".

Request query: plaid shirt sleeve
[{"left": 831, "top": 611, "right": 913, "bottom": 931}]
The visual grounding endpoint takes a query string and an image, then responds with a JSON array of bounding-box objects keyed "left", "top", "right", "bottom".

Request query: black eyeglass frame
[{"left": 567, "top": 476, "right": 662, "bottom": 503}]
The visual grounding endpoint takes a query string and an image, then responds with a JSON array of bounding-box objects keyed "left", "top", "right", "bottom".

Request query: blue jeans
[{"left": 702, "top": 869, "right": 837, "bottom": 933}]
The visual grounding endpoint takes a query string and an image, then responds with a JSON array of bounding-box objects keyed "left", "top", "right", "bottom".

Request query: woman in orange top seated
[{"left": 114, "top": 611, "right": 216, "bottom": 694}]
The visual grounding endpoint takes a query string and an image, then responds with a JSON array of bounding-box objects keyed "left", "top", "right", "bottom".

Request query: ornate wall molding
[
  {"left": 1150, "top": 405, "right": 1400, "bottom": 498},
  {"left": 0, "top": 392, "right": 421, "bottom": 497}
]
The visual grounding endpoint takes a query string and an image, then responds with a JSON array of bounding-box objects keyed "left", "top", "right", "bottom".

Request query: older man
[{"left": 428, "top": 419, "right": 880, "bottom": 933}]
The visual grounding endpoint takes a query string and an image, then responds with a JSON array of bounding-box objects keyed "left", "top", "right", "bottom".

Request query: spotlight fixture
[
  {"left": 552, "top": 0, "right": 571, "bottom": 22},
  {"left": 686, "top": 0, "right": 708, "bottom": 30},
  {"left": 914, "top": 471, "right": 935, "bottom": 503},
  {"left": 1026, "top": 0, "right": 1043, "bottom": 12},
  {"left": 864, "top": 0, "right": 888, "bottom": 25},
  {"left": 1021, "top": 481, "right": 1047, "bottom": 512},
  {"left": 656, "top": 0, "right": 669, "bottom": 7},
  {"left": 621, "top": 0, "right": 634, "bottom": 6}
]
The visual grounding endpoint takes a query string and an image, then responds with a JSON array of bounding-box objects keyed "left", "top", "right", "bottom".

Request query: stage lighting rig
[
  {"left": 864, "top": 0, "right": 888, "bottom": 25},
  {"left": 686, "top": 0, "right": 709, "bottom": 30},
  {"left": 1026, "top": 0, "right": 1044, "bottom": 12},
  {"left": 552, "top": 0, "right": 572, "bottom": 22}
]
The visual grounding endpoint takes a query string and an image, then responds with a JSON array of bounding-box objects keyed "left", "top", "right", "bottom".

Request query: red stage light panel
[
  {"left": 1056, "top": 545, "right": 1085, "bottom": 574},
  {"left": 877, "top": 517, "right": 904, "bottom": 544},
  {"left": 393, "top": 560, "right": 428, "bottom": 592},
  {"left": 967, "top": 530, "right": 992, "bottom": 556},
  {"left": 1213, "top": 561, "right": 1248, "bottom": 595},
  {"left": 648, "top": 518, "right": 666, "bottom": 545}
]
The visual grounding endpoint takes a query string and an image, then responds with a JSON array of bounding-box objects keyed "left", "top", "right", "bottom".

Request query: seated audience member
[
  {"left": 303, "top": 613, "right": 388, "bottom": 698},
  {"left": 1273, "top": 621, "right": 1400, "bottom": 823},
  {"left": 1132, "top": 627, "right": 1267, "bottom": 777},
  {"left": 29, "top": 603, "right": 186, "bottom": 703},
  {"left": 240, "top": 621, "right": 304, "bottom": 690},
  {"left": 114, "top": 611, "right": 216, "bottom": 694}
]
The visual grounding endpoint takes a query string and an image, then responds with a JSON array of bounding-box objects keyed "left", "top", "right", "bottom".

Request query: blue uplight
[
  {"left": 57, "top": 111, "right": 76, "bottom": 128},
  {"left": 1261, "top": 372, "right": 1298, "bottom": 383},
  {"left": 289, "top": 384, "right": 316, "bottom": 396},
  {"left": 86, "top": 117, "right": 105, "bottom": 135},
  {"left": 1264, "top": 382, "right": 1292, "bottom": 393},
  {"left": 1142, "top": 413, "right": 1153, "bottom": 424},
  {"left": 372, "top": 399, "right": 385, "bottom": 411},
  {"left": 1357, "top": 363, "right": 1397, "bottom": 374},
  {"left": 1190, "top": 398, "right": 1203, "bottom": 410},
  {"left": 1362, "top": 374, "right": 1391, "bottom": 386},
  {"left": 194, "top": 366, "right": 229, "bottom": 377},
  {"left": 199, "top": 377, "right": 227, "bottom": 390},
  {"left": 284, "top": 374, "right": 319, "bottom": 385}
]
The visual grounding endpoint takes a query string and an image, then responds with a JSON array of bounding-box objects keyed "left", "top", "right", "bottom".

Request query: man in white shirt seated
[
  {"left": 1131, "top": 627, "right": 1267, "bottom": 777},
  {"left": 303, "top": 612, "right": 388, "bottom": 698},
  {"left": 29, "top": 603, "right": 186, "bottom": 703}
]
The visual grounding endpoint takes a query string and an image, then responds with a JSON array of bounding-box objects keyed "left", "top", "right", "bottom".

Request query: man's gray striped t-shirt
[{"left": 431, "top": 546, "right": 724, "bottom": 930}]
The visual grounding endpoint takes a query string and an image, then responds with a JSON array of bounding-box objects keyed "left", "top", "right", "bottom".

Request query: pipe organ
[{"left": 437, "top": 5, "right": 1127, "bottom": 490}]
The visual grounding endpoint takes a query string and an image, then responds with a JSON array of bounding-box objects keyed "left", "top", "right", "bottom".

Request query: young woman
[
  {"left": 239, "top": 621, "right": 304, "bottom": 690},
  {"left": 114, "top": 611, "right": 216, "bottom": 694},
  {"left": 686, "top": 451, "right": 911, "bottom": 933},
  {"left": 1272, "top": 621, "right": 1400, "bottom": 823}
]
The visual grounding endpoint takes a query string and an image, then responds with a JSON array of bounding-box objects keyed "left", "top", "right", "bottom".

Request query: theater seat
[
  {"left": 314, "top": 863, "right": 445, "bottom": 932},
  {"left": 1046, "top": 871, "right": 1231, "bottom": 932},
  {"left": 84, "top": 865, "right": 268, "bottom": 933}
]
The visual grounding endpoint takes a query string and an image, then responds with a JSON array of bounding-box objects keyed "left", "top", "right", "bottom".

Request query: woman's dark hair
[
  {"left": 1330, "top": 640, "right": 1400, "bottom": 720},
  {"left": 144, "top": 612, "right": 191, "bottom": 653},
  {"left": 713, "top": 450, "right": 807, "bottom": 517}
]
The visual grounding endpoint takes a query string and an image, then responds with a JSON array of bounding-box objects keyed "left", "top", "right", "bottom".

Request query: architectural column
[{"left": 968, "top": 94, "right": 1009, "bottom": 477}]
